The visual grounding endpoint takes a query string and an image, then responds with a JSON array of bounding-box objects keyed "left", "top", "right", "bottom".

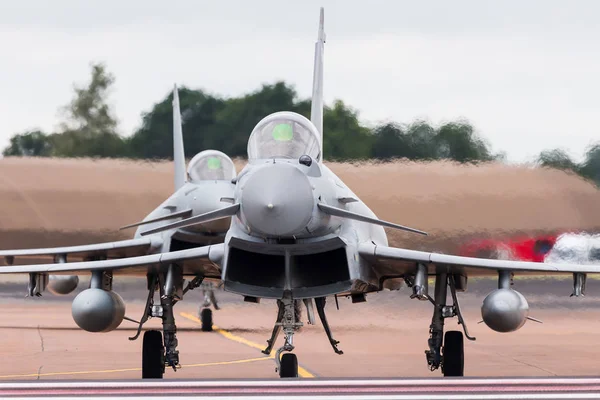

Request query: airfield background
[
  {"left": 1, "top": 62, "right": 599, "bottom": 254},
  {"left": 0, "top": 157, "right": 599, "bottom": 255}
]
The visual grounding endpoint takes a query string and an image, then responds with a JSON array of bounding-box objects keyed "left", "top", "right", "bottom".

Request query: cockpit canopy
[
  {"left": 187, "top": 150, "right": 237, "bottom": 182},
  {"left": 247, "top": 112, "right": 321, "bottom": 162}
]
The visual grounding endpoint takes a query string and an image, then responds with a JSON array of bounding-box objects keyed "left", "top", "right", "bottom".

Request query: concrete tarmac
[{"left": 0, "top": 277, "right": 600, "bottom": 380}]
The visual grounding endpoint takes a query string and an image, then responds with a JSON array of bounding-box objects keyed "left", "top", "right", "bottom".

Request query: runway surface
[
  {"left": 2, "top": 278, "right": 600, "bottom": 383},
  {"left": 3, "top": 378, "right": 600, "bottom": 399}
]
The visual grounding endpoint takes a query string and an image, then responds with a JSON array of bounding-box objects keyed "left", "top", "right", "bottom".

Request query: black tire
[
  {"left": 279, "top": 353, "right": 299, "bottom": 378},
  {"left": 201, "top": 308, "right": 213, "bottom": 332},
  {"left": 142, "top": 330, "right": 164, "bottom": 379},
  {"left": 442, "top": 330, "right": 464, "bottom": 377}
]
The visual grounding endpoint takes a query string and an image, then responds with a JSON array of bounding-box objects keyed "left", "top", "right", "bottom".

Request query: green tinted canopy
[
  {"left": 272, "top": 123, "right": 294, "bottom": 141},
  {"left": 206, "top": 157, "right": 222, "bottom": 170}
]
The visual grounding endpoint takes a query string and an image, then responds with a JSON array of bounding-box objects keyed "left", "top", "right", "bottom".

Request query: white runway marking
[{"left": 1, "top": 378, "right": 600, "bottom": 399}]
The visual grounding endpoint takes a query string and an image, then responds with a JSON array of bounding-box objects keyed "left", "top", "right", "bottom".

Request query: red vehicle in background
[{"left": 458, "top": 235, "right": 558, "bottom": 262}]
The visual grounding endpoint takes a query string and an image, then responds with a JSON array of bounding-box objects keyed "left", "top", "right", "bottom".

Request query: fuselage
[
  {"left": 132, "top": 149, "right": 237, "bottom": 253},
  {"left": 134, "top": 180, "right": 235, "bottom": 251},
  {"left": 220, "top": 158, "right": 388, "bottom": 299}
]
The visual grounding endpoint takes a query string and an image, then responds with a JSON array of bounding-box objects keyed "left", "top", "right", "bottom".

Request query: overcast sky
[{"left": 1, "top": 0, "right": 598, "bottom": 163}]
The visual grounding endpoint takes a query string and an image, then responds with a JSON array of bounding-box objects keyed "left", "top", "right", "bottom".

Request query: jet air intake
[{"left": 241, "top": 163, "right": 314, "bottom": 237}]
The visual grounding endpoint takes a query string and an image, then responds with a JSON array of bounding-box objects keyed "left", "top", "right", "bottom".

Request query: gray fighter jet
[{"left": 2, "top": 8, "right": 600, "bottom": 380}]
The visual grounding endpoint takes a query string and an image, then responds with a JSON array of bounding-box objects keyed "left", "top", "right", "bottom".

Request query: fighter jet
[{"left": 2, "top": 8, "right": 600, "bottom": 380}]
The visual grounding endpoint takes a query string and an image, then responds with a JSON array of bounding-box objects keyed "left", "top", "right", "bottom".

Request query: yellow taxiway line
[
  {"left": 0, "top": 356, "right": 272, "bottom": 380},
  {"left": 179, "top": 312, "right": 315, "bottom": 378},
  {"left": 0, "top": 312, "right": 314, "bottom": 380}
]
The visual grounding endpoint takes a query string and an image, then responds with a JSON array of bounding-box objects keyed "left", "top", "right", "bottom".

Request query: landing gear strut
[
  {"left": 159, "top": 287, "right": 180, "bottom": 371},
  {"left": 421, "top": 272, "right": 474, "bottom": 377},
  {"left": 315, "top": 297, "right": 343, "bottom": 354},
  {"left": 262, "top": 292, "right": 302, "bottom": 378},
  {"left": 130, "top": 266, "right": 202, "bottom": 379},
  {"left": 262, "top": 293, "right": 343, "bottom": 378}
]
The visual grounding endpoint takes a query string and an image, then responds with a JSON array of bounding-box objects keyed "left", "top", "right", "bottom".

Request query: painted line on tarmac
[
  {"left": 0, "top": 367, "right": 141, "bottom": 380},
  {"left": 0, "top": 357, "right": 272, "bottom": 380},
  {"left": 179, "top": 312, "right": 315, "bottom": 378},
  {"left": 0, "top": 357, "right": 273, "bottom": 379}
]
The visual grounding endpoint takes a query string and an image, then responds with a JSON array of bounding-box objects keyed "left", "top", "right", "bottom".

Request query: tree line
[{"left": 3, "top": 63, "right": 598, "bottom": 186}]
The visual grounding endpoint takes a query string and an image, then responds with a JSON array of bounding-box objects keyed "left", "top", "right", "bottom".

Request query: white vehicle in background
[
  {"left": 545, "top": 233, "right": 600, "bottom": 265},
  {"left": 544, "top": 233, "right": 600, "bottom": 297}
]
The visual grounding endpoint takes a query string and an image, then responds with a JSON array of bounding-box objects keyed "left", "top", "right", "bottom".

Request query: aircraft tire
[
  {"left": 201, "top": 308, "right": 213, "bottom": 332},
  {"left": 442, "top": 330, "right": 464, "bottom": 377},
  {"left": 142, "top": 330, "right": 164, "bottom": 379},
  {"left": 279, "top": 353, "right": 299, "bottom": 378}
]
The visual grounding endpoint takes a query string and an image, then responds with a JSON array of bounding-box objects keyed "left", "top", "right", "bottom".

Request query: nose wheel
[
  {"left": 199, "top": 282, "right": 217, "bottom": 332},
  {"left": 279, "top": 353, "right": 299, "bottom": 378},
  {"left": 200, "top": 308, "right": 213, "bottom": 332}
]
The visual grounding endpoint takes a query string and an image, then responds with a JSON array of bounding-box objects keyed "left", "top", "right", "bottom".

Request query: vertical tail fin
[
  {"left": 310, "top": 7, "right": 325, "bottom": 161},
  {"left": 172, "top": 84, "right": 187, "bottom": 190}
]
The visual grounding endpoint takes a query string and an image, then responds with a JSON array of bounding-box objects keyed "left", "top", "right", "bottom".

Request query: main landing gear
[
  {"left": 406, "top": 264, "right": 474, "bottom": 377},
  {"left": 130, "top": 267, "right": 204, "bottom": 379},
  {"left": 262, "top": 292, "right": 343, "bottom": 378}
]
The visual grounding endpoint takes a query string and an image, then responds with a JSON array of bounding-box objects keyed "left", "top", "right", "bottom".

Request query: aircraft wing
[
  {"left": 0, "top": 237, "right": 163, "bottom": 265},
  {"left": 0, "top": 244, "right": 223, "bottom": 278},
  {"left": 359, "top": 243, "right": 600, "bottom": 278}
]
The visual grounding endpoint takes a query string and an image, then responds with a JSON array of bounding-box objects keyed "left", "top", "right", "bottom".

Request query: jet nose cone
[{"left": 241, "top": 164, "right": 314, "bottom": 237}]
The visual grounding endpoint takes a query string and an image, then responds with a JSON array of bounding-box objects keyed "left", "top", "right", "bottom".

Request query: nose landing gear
[
  {"left": 198, "top": 282, "right": 219, "bottom": 332},
  {"left": 262, "top": 293, "right": 302, "bottom": 378},
  {"left": 262, "top": 293, "right": 343, "bottom": 378}
]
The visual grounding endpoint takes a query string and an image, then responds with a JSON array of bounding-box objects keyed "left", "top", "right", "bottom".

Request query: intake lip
[{"left": 241, "top": 163, "right": 314, "bottom": 237}]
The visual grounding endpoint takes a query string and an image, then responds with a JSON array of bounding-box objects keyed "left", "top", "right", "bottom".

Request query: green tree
[
  {"left": 405, "top": 121, "right": 438, "bottom": 160},
  {"left": 320, "top": 100, "right": 373, "bottom": 160},
  {"left": 372, "top": 123, "right": 408, "bottom": 160},
  {"left": 52, "top": 62, "right": 128, "bottom": 158},
  {"left": 128, "top": 87, "right": 225, "bottom": 159},
  {"left": 129, "top": 81, "right": 299, "bottom": 159},
  {"left": 434, "top": 122, "right": 493, "bottom": 163},
  {"left": 2, "top": 130, "right": 52, "bottom": 157},
  {"left": 213, "top": 82, "right": 299, "bottom": 157},
  {"left": 579, "top": 143, "right": 600, "bottom": 185},
  {"left": 537, "top": 148, "right": 580, "bottom": 173},
  {"left": 372, "top": 120, "right": 494, "bottom": 163},
  {"left": 1, "top": 70, "right": 501, "bottom": 163}
]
